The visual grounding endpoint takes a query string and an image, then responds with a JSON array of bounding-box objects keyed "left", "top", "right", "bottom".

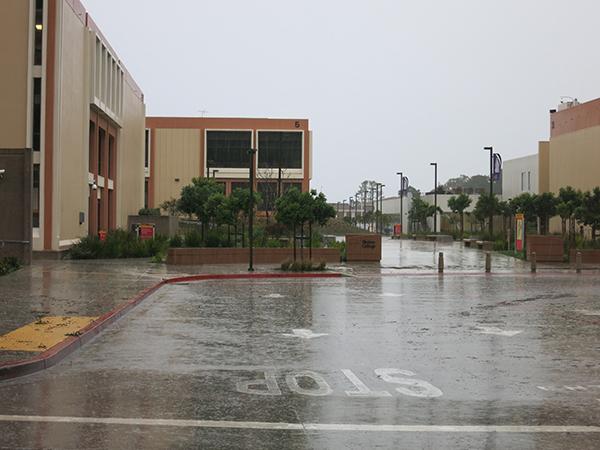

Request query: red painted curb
[{"left": 0, "top": 272, "right": 342, "bottom": 381}]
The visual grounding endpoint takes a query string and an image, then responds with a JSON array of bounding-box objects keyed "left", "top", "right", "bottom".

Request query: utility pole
[
  {"left": 484, "top": 146, "right": 493, "bottom": 238},
  {"left": 430, "top": 162, "right": 438, "bottom": 233}
]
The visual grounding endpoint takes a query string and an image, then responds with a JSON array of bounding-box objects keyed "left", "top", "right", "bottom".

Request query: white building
[
  {"left": 382, "top": 194, "right": 413, "bottom": 233},
  {"left": 502, "top": 154, "right": 538, "bottom": 201}
]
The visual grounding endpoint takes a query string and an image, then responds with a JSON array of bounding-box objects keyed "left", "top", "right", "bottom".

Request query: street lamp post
[
  {"left": 396, "top": 172, "right": 403, "bottom": 235},
  {"left": 342, "top": 199, "right": 347, "bottom": 221},
  {"left": 430, "top": 163, "right": 438, "bottom": 233},
  {"left": 380, "top": 184, "right": 385, "bottom": 234},
  {"left": 247, "top": 148, "right": 257, "bottom": 272},
  {"left": 484, "top": 146, "right": 493, "bottom": 238}
]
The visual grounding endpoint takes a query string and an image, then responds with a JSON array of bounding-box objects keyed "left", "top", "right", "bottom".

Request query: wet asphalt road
[{"left": 1, "top": 240, "right": 600, "bottom": 449}]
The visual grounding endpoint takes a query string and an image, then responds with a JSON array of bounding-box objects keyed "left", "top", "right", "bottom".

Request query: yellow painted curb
[{"left": 0, "top": 316, "right": 98, "bottom": 352}]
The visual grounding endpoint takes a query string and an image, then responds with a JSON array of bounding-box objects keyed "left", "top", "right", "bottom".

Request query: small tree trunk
[
  {"left": 460, "top": 212, "right": 464, "bottom": 238},
  {"left": 309, "top": 222, "right": 313, "bottom": 260},
  {"left": 241, "top": 219, "right": 245, "bottom": 248},
  {"left": 293, "top": 223, "right": 297, "bottom": 262},
  {"left": 300, "top": 223, "right": 305, "bottom": 261}
]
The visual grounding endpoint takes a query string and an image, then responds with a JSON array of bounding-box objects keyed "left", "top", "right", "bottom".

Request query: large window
[
  {"left": 34, "top": 0, "right": 43, "bottom": 66},
  {"left": 32, "top": 78, "right": 41, "bottom": 152},
  {"left": 258, "top": 131, "right": 302, "bottom": 169},
  {"left": 206, "top": 131, "right": 252, "bottom": 168}
]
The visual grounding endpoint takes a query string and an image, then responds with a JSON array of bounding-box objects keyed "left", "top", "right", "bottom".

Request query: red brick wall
[
  {"left": 167, "top": 247, "right": 340, "bottom": 265},
  {"left": 527, "top": 235, "right": 564, "bottom": 262},
  {"left": 569, "top": 249, "right": 600, "bottom": 264}
]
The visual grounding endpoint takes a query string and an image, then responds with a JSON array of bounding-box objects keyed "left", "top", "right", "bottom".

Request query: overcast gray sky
[{"left": 85, "top": 0, "right": 600, "bottom": 201}]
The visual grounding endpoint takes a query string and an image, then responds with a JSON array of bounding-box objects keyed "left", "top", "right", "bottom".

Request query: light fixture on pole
[
  {"left": 430, "top": 162, "right": 438, "bottom": 233},
  {"left": 396, "top": 172, "right": 403, "bottom": 235}
]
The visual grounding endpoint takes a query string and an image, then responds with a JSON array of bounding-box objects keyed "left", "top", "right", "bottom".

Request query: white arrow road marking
[
  {"left": 381, "top": 293, "right": 404, "bottom": 298},
  {"left": 475, "top": 326, "right": 522, "bottom": 337},
  {"left": 263, "top": 293, "right": 286, "bottom": 299},
  {"left": 282, "top": 329, "right": 328, "bottom": 339}
]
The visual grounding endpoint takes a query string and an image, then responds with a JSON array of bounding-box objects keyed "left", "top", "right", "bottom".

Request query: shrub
[
  {"left": 169, "top": 235, "right": 183, "bottom": 248},
  {"left": 138, "top": 207, "right": 161, "bottom": 216},
  {"left": 184, "top": 229, "right": 203, "bottom": 247},
  {"left": 67, "top": 229, "right": 168, "bottom": 259},
  {"left": 0, "top": 257, "right": 20, "bottom": 276},
  {"left": 281, "top": 259, "right": 327, "bottom": 272},
  {"left": 493, "top": 239, "right": 507, "bottom": 251}
]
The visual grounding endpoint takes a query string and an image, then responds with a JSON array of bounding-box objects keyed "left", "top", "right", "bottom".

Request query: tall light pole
[
  {"left": 380, "top": 184, "right": 385, "bottom": 234},
  {"left": 247, "top": 148, "right": 257, "bottom": 272},
  {"left": 396, "top": 172, "right": 403, "bottom": 235},
  {"left": 484, "top": 146, "right": 493, "bottom": 238},
  {"left": 430, "top": 162, "right": 438, "bottom": 233},
  {"left": 349, "top": 196, "right": 353, "bottom": 224},
  {"left": 342, "top": 199, "right": 347, "bottom": 220}
]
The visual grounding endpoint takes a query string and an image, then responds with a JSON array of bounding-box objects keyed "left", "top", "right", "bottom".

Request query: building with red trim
[{"left": 0, "top": 0, "right": 146, "bottom": 253}]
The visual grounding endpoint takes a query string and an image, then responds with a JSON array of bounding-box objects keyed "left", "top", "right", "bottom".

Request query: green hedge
[{"left": 67, "top": 229, "right": 168, "bottom": 259}]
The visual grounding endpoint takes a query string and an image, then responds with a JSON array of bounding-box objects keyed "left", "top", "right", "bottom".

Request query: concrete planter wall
[
  {"left": 569, "top": 249, "right": 600, "bottom": 264},
  {"left": 167, "top": 247, "right": 341, "bottom": 265},
  {"left": 127, "top": 215, "right": 179, "bottom": 237},
  {"left": 526, "top": 235, "right": 564, "bottom": 262}
]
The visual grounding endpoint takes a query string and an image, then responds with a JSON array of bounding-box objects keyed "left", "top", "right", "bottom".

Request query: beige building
[
  {"left": 145, "top": 117, "right": 312, "bottom": 212},
  {"left": 547, "top": 98, "right": 600, "bottom": 233},
  {"left": 0, "top": 0, "right": 146, "bottom": 253}
]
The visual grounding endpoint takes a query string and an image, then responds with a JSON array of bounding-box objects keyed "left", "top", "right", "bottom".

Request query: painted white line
[
  {"left": 0, "top": 415, "right": 598, "bottom": 433},
  {"left": 475, "top": 326, "right": 522, "bottom": 337},
  {"left": 282, "top": 329, "right": 328, "bottom": 339},
  {"left": 575, "top": 309, "right": 600, "bottom": 316}
]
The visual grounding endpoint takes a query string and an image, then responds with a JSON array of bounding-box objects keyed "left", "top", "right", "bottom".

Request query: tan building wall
[
  {"left": 116, "top": 85, "right": 146, "bottom": 229},
  {"left": 153, "top": 128, "right": 201, "bottom": 205},
  {"left": 538, "top": 141, "right": 549, "bottom": 194},
  {"left": 146, "top": 117, "right": 311, "bottom": 209},
  {"left": 1, "top": 0, "right": 146, "bottom": 251},
  {"left": 57, "top": 1, "right": 89, "bottom": 247},
  {"left": 548, "top": 125, "right": 600, "bottom": 194},
  {"left": 0, "top": 0, "right": 30, "bottom": 148}
]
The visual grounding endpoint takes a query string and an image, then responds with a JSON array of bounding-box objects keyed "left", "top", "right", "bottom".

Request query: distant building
[
  {"left": 501, "top": 151, "right": 543, "bottom": 201},
  {"left": 144, "top": 117, "right": 312, "bottom": 212},
  {"left": 0, "top": 0, "right": 146, "bottom": 253}
]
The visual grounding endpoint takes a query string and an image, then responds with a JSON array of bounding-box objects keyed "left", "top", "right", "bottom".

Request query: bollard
[
  {"left": 576, "top": 251, "right": 582, "bottom": 273},
  {"left": 485, "top": 252, "right": 491, "bottom": 273},
  {"left": 438, "top": 252, "right": 444, "bottom": 273},
  {"left": 530, "top": 252, "right": 537, "bottom": 273}
]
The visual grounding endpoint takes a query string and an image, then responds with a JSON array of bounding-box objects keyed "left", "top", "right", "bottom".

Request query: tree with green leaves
[
  {"left": 557, "top": 186, "right": 582, "bottom": 243},
  {"left": 408, "top": 197, "right": 438, "bottom": 232},
  {"left": 178, "top": 177, "right": 224, "bottom": 240},
  {"left": 306, "top": 190, "right": 336, "bottom": 260},
  {"left": 275, "top": 187, "right": 304, "bottom": 261},
  {"left": 447, "top": 193, "right": 472, "bottom": 237},
  {"left": 230, "top": 188, "right": 262, "bottom": 247},
  {"left": 533, "top": 192, "right": 557, "bottom": 235},
  {"left": 473, "top": 193, "right": 500, "bottom": 236},
  {"left": 575, "top": 187, "right": 600, "bottom": 241}
]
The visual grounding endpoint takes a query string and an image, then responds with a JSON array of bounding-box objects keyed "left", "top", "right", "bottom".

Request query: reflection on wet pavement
[{"left": 1, "top": 240, "right": 600, "bottom": 449}]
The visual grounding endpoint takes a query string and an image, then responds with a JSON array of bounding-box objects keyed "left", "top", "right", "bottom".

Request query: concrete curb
[{"left": 0, "top": 272, "right": 342, "bottom": 381}]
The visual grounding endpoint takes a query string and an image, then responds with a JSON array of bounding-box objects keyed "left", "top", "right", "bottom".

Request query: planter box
[
  {"left": 569, "top": 249, "right": 600, "bottom": 264},
  {"left": 346, "top": 234, "right": 381, "bottom": 262},
  {"left": 167, "top": 247, "right": 340, "bottom": 265},
  {"left": 127, "top": 215, "right": 179, "bottom": 237},
  {"left": 527, "top": 235, "right": 564, "bottom": 262}
]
